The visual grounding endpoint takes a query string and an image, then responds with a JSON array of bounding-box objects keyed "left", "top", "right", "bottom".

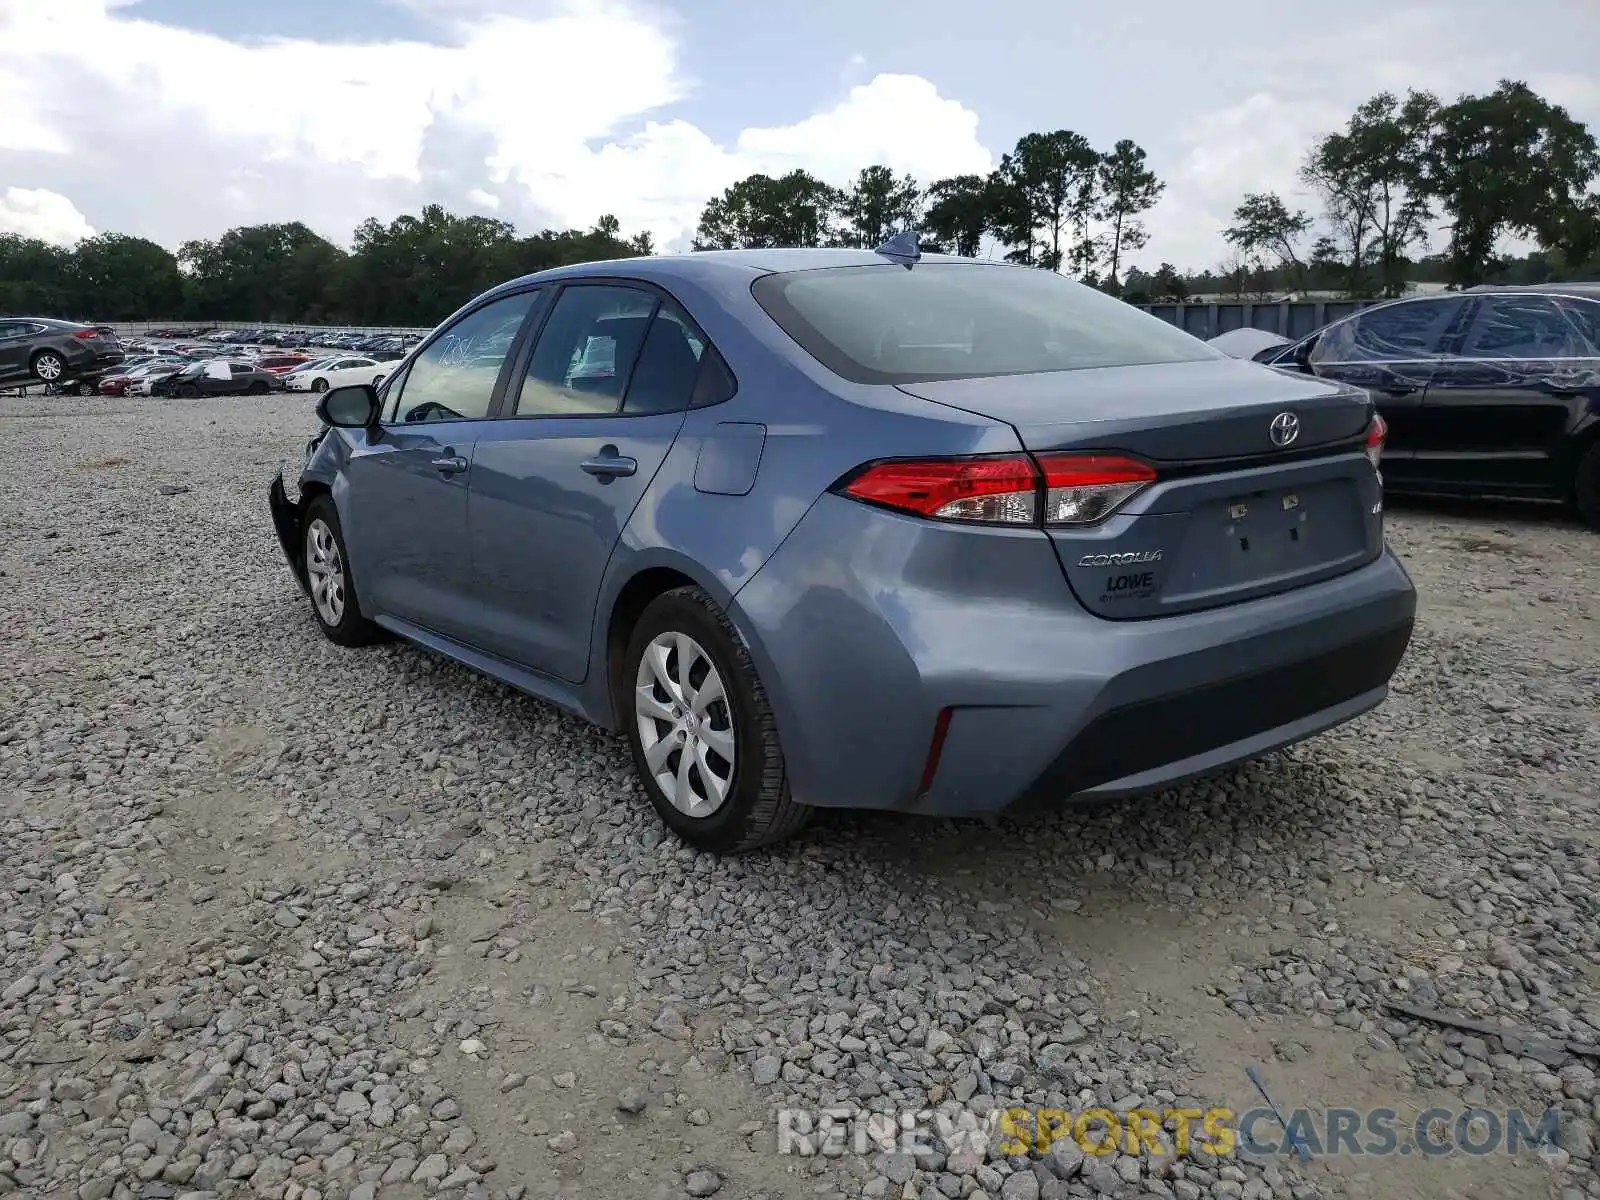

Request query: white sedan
[{"left": 283, "top": 356, "right": 391, "bottom": 393}]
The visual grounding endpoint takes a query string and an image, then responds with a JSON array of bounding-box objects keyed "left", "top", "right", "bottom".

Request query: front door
[
  {"left": 339, "top": 289, "right": 541, "bottom": 643},
  {"left": 467, "top": 284, "right": 706, "bottom": 681},
  {"left": 1306, "top": 295, "right": 1468, "bottom": 489},
  {"left": 1417, "top": 293, "right": 1599, "bottom": 495}
]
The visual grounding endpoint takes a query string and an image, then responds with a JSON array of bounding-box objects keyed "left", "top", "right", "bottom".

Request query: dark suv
[
  {"left": 1262, "top": 284, "right": 1600, "bottom": 526},
  {"left": 0, "top": 317, "right": 125, "bottom": 389}
]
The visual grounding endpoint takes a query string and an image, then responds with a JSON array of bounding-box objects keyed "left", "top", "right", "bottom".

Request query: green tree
[
  {"left": 340, "top": 206, "right": 516, "bottom": 325},
  {"left": 179, "top": 222, "right": 350, "bottom": 321},
  {"left": 1223, "top": 193, "right": 1312, "bottom": 290},
  {"left": 835, "top": 165, "right": 921, "bottom": 249},
  {"left": 693, "top": 170, "right": 843, "bottom": 249},
  {"left": 0, "top": 234, "right": 75, "bottom": 315},
  {"left": 1301, "top": 91, "right": 1436, "bottom": 298},
  {"left": 993, "top": 130, "right": 1101, "bottom": 272},
  {"left": 1421, "top": 80, "right": 1600, "bottom": 286},
  {"left": 921, "top": 174, "right": 997, "bottom": 257},
  {"left": 66, "top": 234, "right": 184, "bottom": 319},
  {"left": 1096, "top": 139, "right": 1164, "bottom": 291},
  {"left": 1149, "top": 262, "right": 1189, "bottom": 302}
]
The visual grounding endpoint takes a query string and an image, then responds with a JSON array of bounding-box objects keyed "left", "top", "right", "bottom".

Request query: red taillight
[
  {"left": 74, "top": 329, "right": 97, "bottom": 340},
  {"left": 1365, "top": 412, "right": 1387, "bottom": 471},
  {"left": 1036, "top": 453, "right": 1157, "bottom": 526},
  {"left": 842, "top": 455, "right": 1041, "bottom": 524},
  {"left": 839, "top": 452, "right": 1156, "bottom": 526}
]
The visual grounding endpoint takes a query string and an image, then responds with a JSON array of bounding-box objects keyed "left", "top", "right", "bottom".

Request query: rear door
[
  {"left": 1304, "top": 295, "right": 1469, "bottom": 486},
  {"left": 338, "top": 289, "right": 542, "bottom": 644},
  {"left": 466, "top": 283, "right": 706, "bottom": 680},
  {"left": 1416, "top": 293, "right": 1600, "bottom": 495}
]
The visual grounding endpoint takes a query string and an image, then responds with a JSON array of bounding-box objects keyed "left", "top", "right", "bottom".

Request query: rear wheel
[
  {"left": 30, "top": 351, "right": 64, "bottom": 382},
  {"left": 247, "top": 381, "right": 269, "bottom": 395},
  {"left": 73, "top": 381, "right": 94, "bottom": 396},
  {"left": 622, "top": 586, "right": 810, "bottom": 853},
  {"left": 302, "top": 496, "right": 385, "bottom": 647},
  {"left": 1575, "top": 441, "right": 1600, "bottom": 530}
]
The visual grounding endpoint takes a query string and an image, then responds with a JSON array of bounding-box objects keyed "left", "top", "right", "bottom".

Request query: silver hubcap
[
  {"left": 634, "top": 632, "right": 735, "bottom": 818},
  {"left": 305, "top": 519, "right": 346, "bottom": 625},
  {"left": 36, "top": 356, "right": 62, "bottom": 380}
]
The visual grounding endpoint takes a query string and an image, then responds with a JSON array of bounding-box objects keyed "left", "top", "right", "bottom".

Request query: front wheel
[
  {"left": 622, "top": 587, "right": 810, "bottom": 853},
  {"left": 74, "top": 381, "right": 94, "bottom": 396},
  {"left": 302, "top": 496, "right": 386, "bottom": 647},
  {"left": 311, "top": 377, "right": 329, "bottom": 393},
  {"left": 1575, "top": 441, "right": 1600, "bottom": 530},
  {"left": 177, "top": 383, "right": 199, "bottom": 398}
]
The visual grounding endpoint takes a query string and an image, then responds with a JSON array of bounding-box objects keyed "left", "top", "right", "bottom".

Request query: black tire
[
  {"left": 74, "top": 381, "right": 94, "bottom": 396},
  {"left": 311, "top": 377, "right": 329, "bottom": 393},
  {"left": 247, "top": 381, "right": 269, "bottom": 395},
  {"left": 622, "top": 586, "right": 810, "bottom": 853},
  {"left": 301, "top": 495, "right": 386, "bottom": 647},
  {"left": 372, "top": 375, "right": 385, "bottom": 389},
  {"left": 177, "top": 383, "right": 199, "bottom": 398},
  {"left": 30, "top": 351, "right": 65, "bottom": 383},
  {"left": 1575, "top": 440, "right": 1600, "bottom": 530}
]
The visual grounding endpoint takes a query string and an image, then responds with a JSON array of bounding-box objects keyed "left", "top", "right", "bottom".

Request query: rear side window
[
  {"left": 622, "top": 306, "right": 705, "bottom": 415},
  {"left": 750, "top": 263, "right": 1217, "bottom": 384},
  {"left": 1459, "top": 295, "right": 1596, "bottom": 359}
]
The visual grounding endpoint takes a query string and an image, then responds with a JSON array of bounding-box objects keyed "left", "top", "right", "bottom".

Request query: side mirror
[
  {"left": 1293, "top": 338, "right": 1316, "bottom": 374},
  {"left": 316, "top": 384, "right": 380, "bottom": 429}
]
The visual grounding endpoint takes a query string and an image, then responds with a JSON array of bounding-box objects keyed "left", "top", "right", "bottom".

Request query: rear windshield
[{"left": 750, "top": 262, "right": 1217, "bottom": 384}]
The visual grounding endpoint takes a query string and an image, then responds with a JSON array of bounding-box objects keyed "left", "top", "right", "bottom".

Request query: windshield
[{"left": 751, "top": 262, "right": 1217, "bottom": 384}]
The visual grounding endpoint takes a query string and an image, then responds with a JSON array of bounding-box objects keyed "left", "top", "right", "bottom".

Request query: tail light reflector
[
  {"left": 1365, "top": 412, "right": 1387, "bottom": 471},
  {"left": 838, "top": 452, "right": 1156, "bottom": 526},
  {"left": 841, "top": 455, "right": 1040, "bottom": 524},
  {"left": 1036, "top": 453, "right": 1157, "bottom": 526},
  {"left": 74, "top": 329, "right": 98, "bottom": 340}
]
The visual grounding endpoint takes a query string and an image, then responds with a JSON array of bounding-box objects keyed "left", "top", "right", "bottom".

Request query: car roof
[
  {"left": 8, "top": 316, "right": 91, "bottom": 329},
  {"left": 1463, "top": 281, "right": 1600, "bottom": 297},
  {"left": 483, "top": 247, "right": 999, "bottom": 296}
]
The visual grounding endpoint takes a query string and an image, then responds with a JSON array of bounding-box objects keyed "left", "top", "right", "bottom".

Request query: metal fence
[{"left": 1133, "top": 300, "right": 1384, "bottom": 340}]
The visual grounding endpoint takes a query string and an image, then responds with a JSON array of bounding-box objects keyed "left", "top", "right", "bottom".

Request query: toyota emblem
[{"left": 1269, "top": 411, "right": 1300, "bottom": 447}]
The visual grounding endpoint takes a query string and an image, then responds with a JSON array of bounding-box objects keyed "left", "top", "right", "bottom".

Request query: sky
[{"left": 0, "top": 0, "right": 1597, "bottom": 273}]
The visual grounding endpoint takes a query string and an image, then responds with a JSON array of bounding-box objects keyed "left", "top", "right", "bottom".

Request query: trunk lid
[{"left": 897, "top": 358, "right": 1385, "bottom": 619}]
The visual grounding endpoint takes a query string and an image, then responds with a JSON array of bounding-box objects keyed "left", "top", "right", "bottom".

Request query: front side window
[
  {"left": 1459, "top": 295, "right": 1599, "bottom": 359},
  {"left": 1313, "top": 298, "right": 1463, "bottom": 364},
  {"left": 389, "top": 291, "right": 536, "bottom": 424},
  {"left": 1555, "top": 297, "right": 1600, "bottom": 352},
  {"left": 750, "top": 262, "right": 1217, "bottom": 384},
  {"left": 515, "top": 285, "right": 657, "bottom": 417}
]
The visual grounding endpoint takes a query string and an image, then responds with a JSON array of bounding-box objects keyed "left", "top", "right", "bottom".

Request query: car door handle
[
  {"left": 1379, "top": 386, "right": 1418, "bottom": 397},
  {"left": 580, "top": 454, "right": 637, "bottom": 479},
  {"left": 430, "top": 455, "right": 469, "bottom": 475}
]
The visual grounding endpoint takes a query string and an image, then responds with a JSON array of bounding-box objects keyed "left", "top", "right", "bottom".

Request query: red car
[{"left": 257, "top": 353, "right": 313, "bottom": 375}]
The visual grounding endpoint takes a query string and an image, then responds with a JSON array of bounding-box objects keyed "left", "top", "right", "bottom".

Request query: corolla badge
[
  {"left": 1077, "top": 550, "right": 1163, "bottom": 567},
  {"left": 1269, "top": 411, "right": 1300, "bottom": 447}
]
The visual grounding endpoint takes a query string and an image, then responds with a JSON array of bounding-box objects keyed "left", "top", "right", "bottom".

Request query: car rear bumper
[{"left": 730, "top": 492, "right": 1417, "bottom": 817}]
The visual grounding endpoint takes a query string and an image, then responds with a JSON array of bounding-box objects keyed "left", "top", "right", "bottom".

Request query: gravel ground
[{"left": 2, "top": 392, "right": 1598, "bottom": 1200}]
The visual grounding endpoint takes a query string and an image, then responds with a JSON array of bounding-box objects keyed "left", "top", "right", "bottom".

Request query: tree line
[
  {"left": 1, "top": 77, "right": 1596, "bottom": 327},
  {"left": 0, "top": 208, "right": 652, "bottom": 327}
]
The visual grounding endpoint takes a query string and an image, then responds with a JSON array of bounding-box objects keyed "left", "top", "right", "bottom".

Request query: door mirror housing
[
  {"left": 316, "top": 384, "right": 381, "bottom": 429},
  {"left": 1293, "top": 337, "right": 1316, "bottom": 374}
]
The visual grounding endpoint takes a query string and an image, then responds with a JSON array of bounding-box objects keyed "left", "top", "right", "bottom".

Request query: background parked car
[
  {"left": 1259, "top": 284, "right": 1600, "bottom": 525},
  {"left": 0, "top": 317, "right": 125, "bottom": 388},
  {"left": 153, "top": 360, "right": 280, "bottom": 397},
  {"left": 284, "top": 355, "right": 390, "bottom": 392}
]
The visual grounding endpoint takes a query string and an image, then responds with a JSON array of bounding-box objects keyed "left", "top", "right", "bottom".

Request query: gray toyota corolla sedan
[{"left": 268, "top": 241, "right": 1416, "bottom": 852}]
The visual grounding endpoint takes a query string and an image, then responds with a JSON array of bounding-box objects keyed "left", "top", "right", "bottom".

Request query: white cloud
[
  {"left": 1147, "top": 5, "right": 1600, "bottom": 271},
  {"left": 0, "top": 188, "right": 95, "bottom": 245},
  {"left": 0, "top": 0, "right": 993, "bottom": 253}
]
